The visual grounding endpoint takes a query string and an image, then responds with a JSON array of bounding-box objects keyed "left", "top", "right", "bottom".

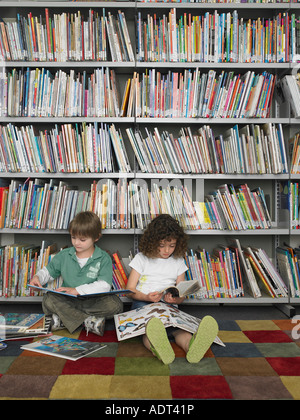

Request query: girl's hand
[
  {"left": 55, "top": 287, "right": 79, "bottom": 296},
  {"left": 148, "top": 291, "right": 163, "bottom": 303},
  {"left": 163, "top": 292, "right": 178, "bottom": 304}
]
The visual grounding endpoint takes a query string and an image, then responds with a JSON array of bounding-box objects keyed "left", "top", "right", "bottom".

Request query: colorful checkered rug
[{"left": 0, "top": 318, "right": 300, "bottom": 400}]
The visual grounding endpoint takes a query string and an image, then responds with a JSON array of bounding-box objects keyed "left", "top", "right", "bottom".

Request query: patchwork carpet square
[{"left": 0, "top": 318, "right": 299, "bottom": 400}]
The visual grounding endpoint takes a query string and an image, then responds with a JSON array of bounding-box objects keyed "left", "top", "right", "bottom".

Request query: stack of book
[
  {"left": 289, "top": 131, "right": 300, "bottom": 174},
  {"left": 127, "top": 69, "right": 276, "bottom": 118},
  {"left": 0, "top": 123, "right": 131, "bottom": 174},
  {"left": 111, "top": 251, "right": 129, "bottom": 291},
  {"left": 137, "top": 9, "right": 297, "bottom": 63},
  {"left": 0, "top": 8, "right": 134, "bottom": 62},
  {"left": 2, "top": 67, "right": 122, "bottom": 118},
  {"left": 185, "top": 239, "right": 288, "bottom": 299},
  {"left": 0, "top": 313, "right": 51, "bottom": 340},
  {"left": 276, "top": 244, "right": 300, "bottom": 298},
  {"left": 0, "top": 67, "right": 279, "bottom": 119},
  {"left": 0, "top": 240, "right": 131, "bottom": 298},
  {"left": 0, "top": 178, "right": 272, "bottom": 231},
  {"left": 194, "top": 183, "right": 272, "bottom": 231},
  {"left": 126, "top": 123, "right": 287, "bottom": 174},
  {"left": 0, "top": 241, "right": 58, "bottom": 298}
]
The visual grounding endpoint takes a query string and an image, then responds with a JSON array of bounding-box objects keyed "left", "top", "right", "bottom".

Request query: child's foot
[
  {"left": 145, "top": 317, "right": 175, "bottom": 365},
  {"left": 186, "top": 315, "right": 219, "bottom": 364},
  {"left": 84, "top": 316, "right": 105, "bottom": 336},
  {"left": 50, "top": 314, "right": 65, "bottom": 331}
]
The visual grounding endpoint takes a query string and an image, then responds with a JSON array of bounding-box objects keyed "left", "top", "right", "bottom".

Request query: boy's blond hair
[{"left": 68, "top": 211, "right": 102, "bottom": 241}]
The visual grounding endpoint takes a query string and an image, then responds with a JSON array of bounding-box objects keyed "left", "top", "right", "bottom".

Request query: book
[
  {"left": 114, "top": 301, "right": 224, "bottom": 347},
  {"left": 162, "top": 279, "right": 200, "bottom": 298},
  {"left": 112, "top": 251, "right": 128, "bottom": 286},
  {"left": 29, "top": 284, "right": 133, "bottom": 298},
  {"left": 0, "top": 313, "right": 52, "bottom": 340},
  {"left": 20, "top": 335, "right": 106, "bottom": 360}
]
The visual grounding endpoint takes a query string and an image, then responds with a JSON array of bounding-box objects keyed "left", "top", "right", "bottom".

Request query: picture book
[
  {"left": 114, "top": 302, "right": 224, "bottom": 347},
  {"left": 29, "top": 285, "right": 133, "bottom": 298},
  {"left": 0, "top": 313, "right": 51, "bottom": 340},
  {"left": 162, "top": 279, "right": 200, "bottom": 298},
  {"left": 21, "top": 335, "right": 106, "bottom": 361}
]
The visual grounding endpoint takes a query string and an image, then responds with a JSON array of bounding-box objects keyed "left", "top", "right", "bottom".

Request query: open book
[
  {"left": 29, "top": 285, "right": 133, "bottom": 298},
  {"left": 162, "top": 279, "right": 200, "bottom": 298},
  {"left": 114, "top": 302, "right": 224, "bottom": 347}
]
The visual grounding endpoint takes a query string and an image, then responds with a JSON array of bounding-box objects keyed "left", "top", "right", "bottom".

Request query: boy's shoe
[
  {"left": 84, "top": 316, "right": 105, "bottom": 336},
  {"left": 50, "top": 314, "right": 65, "bottom": 331},
  {"left": 145, "top": 317, "right": 175, "bottom": 365},
  {"left": 186, "top": 315, "right": 219, "bottom": 364}
]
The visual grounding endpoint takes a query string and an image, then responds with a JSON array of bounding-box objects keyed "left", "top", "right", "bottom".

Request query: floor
[{"left": 1, "top": 301, "right": 300, "bottom": 320}]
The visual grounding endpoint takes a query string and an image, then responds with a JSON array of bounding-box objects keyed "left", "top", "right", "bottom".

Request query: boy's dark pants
[{"left": 42, "top": 293, "right": 123, "bottom": 333}]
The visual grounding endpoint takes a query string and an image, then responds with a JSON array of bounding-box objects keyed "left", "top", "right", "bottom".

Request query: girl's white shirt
[{"left": 129, "top": 252, "right": 188, "bottom": 294}]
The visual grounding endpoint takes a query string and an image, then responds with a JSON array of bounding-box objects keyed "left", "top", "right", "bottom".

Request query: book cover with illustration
[
  {"left": 21, "top": 335, "right": 106, "bottom": 360},
  {"left": 114, "top": 302, "right": 224, "bottom": 347}
]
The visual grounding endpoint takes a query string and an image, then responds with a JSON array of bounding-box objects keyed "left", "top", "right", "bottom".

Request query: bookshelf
[{"left": 0, "top": 1, "right": 299, "bottom": 315}]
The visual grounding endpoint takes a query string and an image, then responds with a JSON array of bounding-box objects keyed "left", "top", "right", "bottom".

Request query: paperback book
[
  {"left": 114, "top": 302, "right": 224, "bottom": 347},
  {"left": 21, "top": 335, "right": 106, "bottom": 360},
  {"left": 0, "top": 313, "right": 51, "bottom": 340}
]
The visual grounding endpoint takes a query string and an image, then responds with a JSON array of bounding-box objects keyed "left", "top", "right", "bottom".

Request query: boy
[{"left": 30, "top": 211, "right": 123, "bottom": 335}]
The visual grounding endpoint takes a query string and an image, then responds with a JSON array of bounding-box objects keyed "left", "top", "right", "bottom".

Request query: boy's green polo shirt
[{"left": 46, "top": 245, "right": 112, "bottom": 289}]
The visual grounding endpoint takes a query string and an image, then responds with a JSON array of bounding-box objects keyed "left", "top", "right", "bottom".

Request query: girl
[{"left": 127, "top": 214, "right": 218, "bottom": 364}]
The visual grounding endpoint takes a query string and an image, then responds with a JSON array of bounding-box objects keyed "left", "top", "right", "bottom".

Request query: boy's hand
[
  {"left": 30, "top": 275, "right": 42, "bottom": 288},
  {"left": 55, "top": 287, "right": 79, "bottom": 296}
]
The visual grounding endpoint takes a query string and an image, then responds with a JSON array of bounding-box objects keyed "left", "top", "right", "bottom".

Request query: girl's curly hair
[{"left": 139, "top": 214, "right": 188, "bottom": 258}]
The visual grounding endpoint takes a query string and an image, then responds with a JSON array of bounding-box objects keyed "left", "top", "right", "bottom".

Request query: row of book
[
  {"left": 126, "top": 69, "right": 276, "bottom": 118},
  {"left": 0, "top": 238, "right": 291, "bottom": 300},
  {"left": 0, "top": 240, "right": 129, "bottom": 298},
  {"left": 288, "top": 129, "right": 300, "bottom": 174},
  {"left": 0, "top": 121, "right": 288, "bottom": 175},
  {"left": 289, "top": 181, "right": 300, "bottom": 229},
  {"left": 0, "top": 8, "right": 134, "bottom": 62},
  {"left": 127, "top": 122, "right": 288, "bottom": 174},
  {"left": 3, "top": 67, "right": 124, "bottom": 118},
  {"left": 0, "top": 178, "right": 272, "bottom": 231},
  {"left": 1, "top": 67, "right": 276, "bottom": 118},
  {"left": 0, "top": 123, "right": 131, "bottom": 174},
  {"left": 3, "top": 7, "right": 300, "bottom": 64},
  {"left": 137, "top": 9, "right": 300, "bottom": 63},
  {"left": 185, "top": 239, "right": 288, "bottom": 299},
  {"left": 276, "top": 244, "right": 300, "bottom": 298}
]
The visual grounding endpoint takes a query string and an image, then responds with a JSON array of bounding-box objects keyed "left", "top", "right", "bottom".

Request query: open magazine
[{"left": 114, "top": 302, "right": 224, "bottom": 347}]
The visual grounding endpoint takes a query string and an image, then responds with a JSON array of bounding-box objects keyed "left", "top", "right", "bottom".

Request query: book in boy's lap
[
  {"left": 29, "top": 284, "right": 133, "bottom": 298},
  {"left": 114, "top": 302, "right": 224, "bottom": 347}
]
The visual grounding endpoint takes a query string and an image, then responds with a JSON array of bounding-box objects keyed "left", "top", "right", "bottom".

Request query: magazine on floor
[
  {"left": 20, "top": 335, "right": 107, "bottom": 360},
  {"left": 0, "top": 313, "right": 51, "bottom": 340},
  {"left": 114, "top": 302, "right": 225, "bottom": 347}
]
